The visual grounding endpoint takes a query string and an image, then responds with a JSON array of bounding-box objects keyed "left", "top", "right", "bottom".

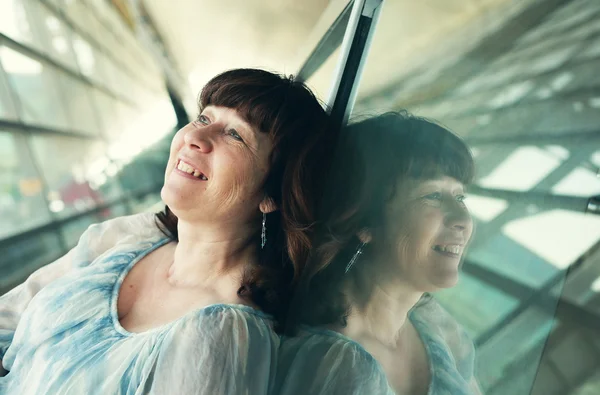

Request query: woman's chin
[
  {"left": 424, "top": 271, "right": 460, "bottom": 292},
  {"left": 160, "top": 186, "right": 190, "bottom": 213}
]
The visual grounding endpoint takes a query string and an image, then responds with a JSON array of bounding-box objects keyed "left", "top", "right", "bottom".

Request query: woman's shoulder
[
  {"left": 174, "top": 303, "right": 277, "bottom": 339},
  {"left": 276, "top": 327, "right": 392, "bottom": 394},
  {"left": 280, "top": 326, "right": 385, "bottom": 374},
  {"left": 69, "top": 212, "right": 165, "bottom": 270},
  {"left": 82, "top": 212, "right": 163, "bottom": 249},
  {"left": 91, "top": 212, "right": 161, "bottom": 240},
  {"left": 149, "top": 304, "right": 278, "bottom": 395}
]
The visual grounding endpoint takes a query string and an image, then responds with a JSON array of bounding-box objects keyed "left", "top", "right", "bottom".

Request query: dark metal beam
[
  {"left": 0, "top": 33, "right": 136, "bottom": 107},
  {"left": 327, "top": 0, "right": 384, "bottom": 125},
  {"left": 468, "top": 185, "right": 591, "bottom": 213},
  {"left": 465, "top": 242, "right": 600, "bottom": 347},
  {"left": 466, "top": 129, "right": 600, "bottom": 147},
  {"left": 297, "top": 2, "right": 353, "bottom": 82},
  {"left": 0, "top": 120, "right": 101, "bottom": 140}
]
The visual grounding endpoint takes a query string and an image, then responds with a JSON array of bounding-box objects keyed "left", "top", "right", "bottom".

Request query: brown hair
[
  {"left": 287, "top": 111, "right": 475, "bottom": 331},
  {"left": 156, "top": 68, "right": 337, "bottom": 329}
]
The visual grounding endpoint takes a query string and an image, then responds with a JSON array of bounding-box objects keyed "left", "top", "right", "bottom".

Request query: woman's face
[
  {"left": 161, "top": 105, "right": 274, "bottom": 224},
  {"left": 378, "top": 175, "right": 473, "bottom": 292}
]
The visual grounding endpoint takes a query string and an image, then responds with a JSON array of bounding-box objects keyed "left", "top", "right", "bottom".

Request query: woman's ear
[
  {"left": 259, "top": 196, "right": 278, "bottom": 214},
  {"left": 357, "top": 229, "right": 372, "bottom": 244}
]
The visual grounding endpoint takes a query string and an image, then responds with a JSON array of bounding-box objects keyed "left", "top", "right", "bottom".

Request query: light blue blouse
[
  {"left": 0, "top": 212, "right": 479, "bottom": 394},
  {"left": 0, "top": 213, "right": 278, "bottom": 395},
  {"left": 274, "top": 299, "right": 480, "bottom": 395}
]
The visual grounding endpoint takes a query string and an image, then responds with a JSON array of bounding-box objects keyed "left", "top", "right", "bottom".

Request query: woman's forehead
[
  {"left": 412, "top": 176, "right": 465, "bottom": 189},
  {"left": 393, "top": 176, "right": 466, "bottom": 198}
]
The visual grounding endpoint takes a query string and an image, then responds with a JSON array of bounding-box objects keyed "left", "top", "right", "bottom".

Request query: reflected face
[
  {"left": 380, "top": 176, "right": 473, "bottom": 292},
  {"left": 161, "top": 105, "right": 273, "bottom": 223}
]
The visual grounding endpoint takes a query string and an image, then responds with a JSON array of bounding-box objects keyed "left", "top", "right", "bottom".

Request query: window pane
[
  {"left": 0, "top": 229, "right": 63, "bottom": 294},
  {"left": 0, "top": 130, "right": 52, "bottom": 239},
  {"left": 57, "top": 72, "right": 101, "bottom": 136},
  {"left": 91, "top": 88, "right": 122, "bottom": 139},
  {"left": 28, "top": 134, "right": 123, "bottom": 219},
  {"left": 60, "top": 212, "right": 102, "bottom": 247},
  {"left": 343, "top": 0, "right": 600, "bottom": 392},
  {"left": 0, "top": 65, "right": 18, "bottom": 121},
  {"left": 62, "top": 0, "right": 96, "bottom": 41},
  {"left": 0, "top": 46, "right": 70, "bottom": 129},
  {"left": 129, "top": 192, "right": 162, "bottom": 214},
  {"left": 35, "top": 2, "right": 79, "bottom": 72},
  {"left": 0, "top": 0, "right": 42, "bottom": 51},
  {"left": 72, "top": 34, "right": 107, "bottom": 85}
]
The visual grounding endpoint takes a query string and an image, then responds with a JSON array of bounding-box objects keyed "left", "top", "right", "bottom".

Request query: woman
[
  {"left": 0, "top": 68, "right": 336, "bottom": 394},
  {"left": 277, "top": 111, "right": 482, "bottom": 394}
]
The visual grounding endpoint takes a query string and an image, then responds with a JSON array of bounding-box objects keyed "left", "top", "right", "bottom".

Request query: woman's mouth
[
  {"left": 432, "top": 244, "right": 462, "bottom": 258},
  {"left": 176, "top": 160, "right": 208, "bottom": 180}
]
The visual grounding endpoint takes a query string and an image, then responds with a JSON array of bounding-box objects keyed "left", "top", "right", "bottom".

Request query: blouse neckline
[
  {"left": 299, "top": 309, "right": 436, "bottom": 394},
  {"left": 109, "top": 238, "right": 272, "bottom": 337}
]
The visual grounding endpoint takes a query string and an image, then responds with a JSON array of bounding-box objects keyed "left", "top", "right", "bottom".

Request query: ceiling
[{"left": 142, "top": 0, "right": 513, "bottom": 101}]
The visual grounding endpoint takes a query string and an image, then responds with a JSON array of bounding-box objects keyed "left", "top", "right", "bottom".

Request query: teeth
[
  {"left": 435, "top": 245, "right": 461, "bottom": 254},
  {"left": 176, "top": 160, "right": 206, "bottom": 180}
]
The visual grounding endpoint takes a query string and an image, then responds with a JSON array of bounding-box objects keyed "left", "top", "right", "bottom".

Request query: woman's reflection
[{"left": 280, "top": 111, "right": 482, "bottom": 395}]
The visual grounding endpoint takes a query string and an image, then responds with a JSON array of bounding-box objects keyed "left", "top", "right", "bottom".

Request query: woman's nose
[
  {"left": 445, "top": 202, "right": 472, "bottom": 232},
  {"left": 184, "top": 125, "right": 214, "bottom": 153}
]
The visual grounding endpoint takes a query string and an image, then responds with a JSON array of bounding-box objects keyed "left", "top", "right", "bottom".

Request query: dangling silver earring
[
  {"left": 345, "top": 242, "right": 366, "bottom": 273},
  {"left": 261, "top": 212, "right": 267, "bottom": 249}
]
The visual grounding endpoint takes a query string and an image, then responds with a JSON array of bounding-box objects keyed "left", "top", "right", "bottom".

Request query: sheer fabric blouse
[{"left": 0, "top": 213, "right": 278, "bottom": 395}]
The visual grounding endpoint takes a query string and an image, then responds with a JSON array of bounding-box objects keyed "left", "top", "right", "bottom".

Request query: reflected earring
[
  {"left": 345, "top": 242, "right": 366, "bottom": 273},
  {"left": 261, "top": 212, "right": 267, "bottom": 249}
]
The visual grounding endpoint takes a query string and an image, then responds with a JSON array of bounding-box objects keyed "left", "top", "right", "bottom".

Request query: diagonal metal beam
[
  {"left": 468, "top": 240, "right": 600, "bottom": 346},
  {"left": 466, "top": 129, "right": 600, "bottom": 147},
  {"left": 297, "top": 1, "right": 353, "bottom": 82},
  {"left": 468, "top": 186, "right": 591, "bottom": 213}
]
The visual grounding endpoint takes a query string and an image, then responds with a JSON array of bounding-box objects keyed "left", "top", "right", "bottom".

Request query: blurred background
[{"left": 0, "top": 0, "right": 599, "bottom": 394}]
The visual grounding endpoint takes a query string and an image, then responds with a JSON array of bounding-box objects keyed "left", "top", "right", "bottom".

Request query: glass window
[
  {"left": 91, "top": 88, "right": 122, "bottom": 140},
  {"left": 0, "top": 46, "right": 70, "bottom": 130},
  {"left": 335, "top": 0, "right": 600, "bottom": 392},
  {"left": 35, "top": 2, "right": 79, "bottom": 72},
  {"left": 28, "top": 133, "right": 123, "bottom": 219},
  {"left": 62, "top": 0, "right": 96, "bottom": 41},
  {"left": 60, "top": 212, "right": 102, "bottom": 247},
  {"left": 0, "top": 0, "right": 43, "bottom": 51},
  {"left": 56, "top": 72, "right": 101, "bottom": 136},
  {"left": 436, "top": 272, "right": 520, "bottom": 338},
  {"left": 0, "top": 64, "right": 19, "bottom": 121},
  {"left": 305, "top": 46, "right": 342, "bottom": 105},
  {"left": 129, "top": 192, "right": 163, "bottom": 214},
  {"left": 72, "top": 34, "right": 107, "bottom": 84},
  {"left": 0, "top": 130, "right": 52, "bottom": 239},
  {"left": 0, "top": 229, "right": 63, "bottom": 294}
]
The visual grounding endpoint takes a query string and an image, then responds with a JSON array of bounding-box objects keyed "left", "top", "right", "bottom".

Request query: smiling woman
[
  {"left": 0, "top": 68, "right": 337, "bottom": 394},
  {"left": 277, "top": 111, "right": 482, "bottom": 395}
]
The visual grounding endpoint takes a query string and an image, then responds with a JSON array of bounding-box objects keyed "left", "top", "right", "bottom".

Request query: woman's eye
[
  {"left": 197, "top": 115, "right": 210, "bottom": 125},
  {"left": 227, "top": 129, "right": 244, "bottom": 142},
  {"left": 424, "top": 192, "right": 442, "bottom": 201},
  {"left": 456, "top": 194, "right": 466, "bottom": 203}
]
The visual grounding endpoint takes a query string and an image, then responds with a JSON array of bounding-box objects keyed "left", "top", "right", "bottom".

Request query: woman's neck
[
  {"left": 166, "top": 218, "right": 259, "bottom": 289},
  {"left": 341, "top": 263, "right": 423, "bottom": 348}
]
